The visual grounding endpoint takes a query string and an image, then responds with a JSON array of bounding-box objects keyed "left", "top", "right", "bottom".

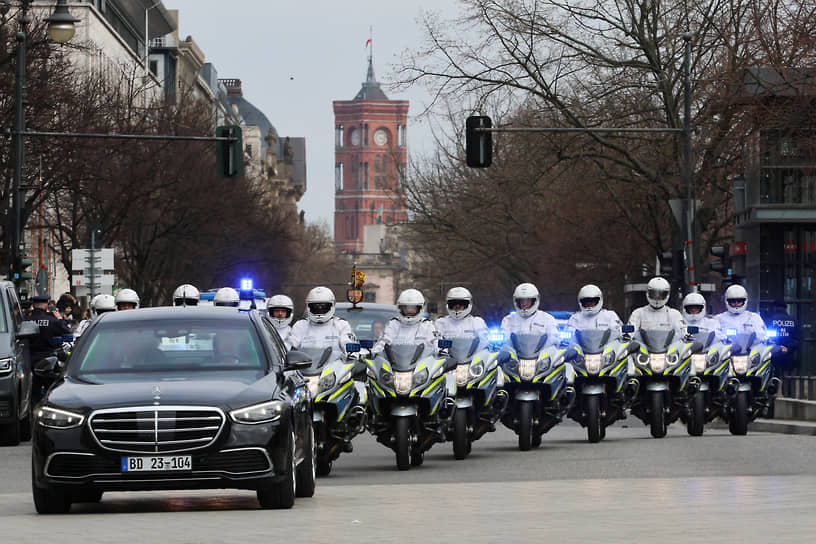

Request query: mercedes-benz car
[
  {"left": 31, "top": 307, "right": 315, "bottom": 513},
  {"left": 335, "top": 302, "right": 399, "bottom": 342}
]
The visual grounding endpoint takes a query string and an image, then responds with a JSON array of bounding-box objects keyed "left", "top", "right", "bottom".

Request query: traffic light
[
  {"left": 465, "top": 115, "right": 493, "bottom": 168},
  {"left": 14, "top": 254, "right": 33, "bottom": 282},
  {"left": 658, "top": 249, "right": 684, "bottom": 289},
  {"left": 710, "top": 244, "right": 732, "bottom": 275},
  {"left": 215, "top": 125, "right": 244, "bottom": 178}
]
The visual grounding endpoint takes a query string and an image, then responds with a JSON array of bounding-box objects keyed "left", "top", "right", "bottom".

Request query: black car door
[{"left": 5, "top": 288, "right": 30, "bottom": 418}]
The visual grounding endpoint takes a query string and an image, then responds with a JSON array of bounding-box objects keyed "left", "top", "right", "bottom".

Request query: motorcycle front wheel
[
  {"left": 729, "top": 391, "right": 749, "bottom": 436},
  {"left": 687, "top": 391, "right": 705, "bottom": 436},
  {"left": 518, "top": 401, "right": 533, "bottom": 451},
  {"left": 453, "top": 408, "right": 469, "bottom": 460},
  {"left": 650, "top": 391, "right": 667, "bottom": 438},
  {"left": 395, "top": 417, "right": 411, "bottom": 470},
  {"left": 586, "top": 395, "right": 603, "bottom": 443}
]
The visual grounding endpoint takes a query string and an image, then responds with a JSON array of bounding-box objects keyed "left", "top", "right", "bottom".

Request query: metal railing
[{"left": 780, "top": 376, "right": 816, "bottom": 400}]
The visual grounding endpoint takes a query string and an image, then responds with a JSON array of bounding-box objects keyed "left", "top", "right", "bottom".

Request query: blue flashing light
[
  {"left": 240, "top": 278, "right": 253, "bottom": 291},
  {"left": 559, "top": 329, "right": 574, "bottom": 341},
  {"left": 726, "top": 328, "right": 738, "bottom": 337},
  {"left": 766, "top": 329, "right": 778, "bottom": 338},
  {"left": 200, "top": 292, "right": 215, "bottom": 301},
  {"left": 488, "top": 329, "right": 505, "bottom": 344}
]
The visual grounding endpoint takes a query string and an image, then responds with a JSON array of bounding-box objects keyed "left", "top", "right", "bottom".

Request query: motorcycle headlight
[
  {"left": 412, "top": 368, "right": 429, "bottom": 388},
  {"left": 692, "top": 354, "right": 707, "bottom": 373},
  {"left": 318, "top": 373, "right": 336, "bottom": 394},
  {"left": 394, "top": 371, "right": 413, "bottom": 395},
  {"left": 666, "top": 351, "right": 679, "bottom": 366},
  {"left": 519, "top": 358, "right": 536, "bottom": 381},
  {"left": 584, "top": 354, "right": 602, "bottom": 375},
  {"left": 380, "top": 369, "right": 394, "bottom": 387},
  {"left": 750, "top": 352, "right": 761, "bottom": 367},
  {"left": 36, "top": 406, "right": 84, "bottom": 429},
  {"left": 535, "top": 357, "right": 550, "bottom": 374},
  {"left": 706, "top": 351, "right": 719, "bottom": 367},
  {"left": 602, "top": 351, "right": 616, "bottom": 366},
  {"left": 230, "top": 400, "right": 284, "bottom": 424},
  {"left": 469, "top": 361, "right": 485, "bottom": 380},
  {"left": 637, "top": 352, "right": 649, "bottom": 366},
  {"left": 455, "top": 364, "right": 470, "bottom": 386},
  {"left": 0, "top": 357, "right": 11, "bottom": 374},
  {"left": 306, "top": 376, "right": 320, "bottom": 398},
  {"left": 732, "top": 355, "right": 749, "bottom": 375},
  {"left": 649, "top": 354, "right": 667, "bottom": 373}
]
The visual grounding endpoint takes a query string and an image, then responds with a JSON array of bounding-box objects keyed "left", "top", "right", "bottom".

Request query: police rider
[
  {"left": 567, "top": 284, "right": 622, "bottom": 336},
  {"left": 267, "top": 294, "right": 295, "bottom": 349},
  {"left": 172, "top": 284, "right": 200, "bottom": 306},
  {"left": 115, "top": 288, "right": 140, "bottom": 311},
  {"left": 627, "top": 277, "right": 685, "bottom": 337},
  {"left": 715, "top": 284, "right": 766, "bottom": 341},
  {"left": 500, "top": 283, "right": 559, "bottom": 344},
  {"left": 289, "top": 287, "right": 356, "bottom": 358},
  {"left": 26, "top": 295, "right": 72, "bottom": 364},
  {"left": 74, "top": 294, "right": 116, "bottom": 337},
  {"left": 435, "top": 287, "right": 488, "bottom": 349},
  {"left": 213, "top": 287, "right": 240, "bottom": 307},
  {"left": 681, "top": 292, "right": 724, "bottom": 341},
  {"left": 373, "top": 289, "right": 438, "bottom": 355}
]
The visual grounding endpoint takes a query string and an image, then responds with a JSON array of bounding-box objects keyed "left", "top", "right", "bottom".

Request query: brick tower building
[{"left": 333, "top": 53, "right": 409, "bottom": 253}]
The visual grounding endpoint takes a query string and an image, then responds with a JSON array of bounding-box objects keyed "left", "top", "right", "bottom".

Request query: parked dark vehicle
[
  {"left": 0, "top": 281, "right": 39, "bottom": 446},
  {"left": 31, "top": 307, "right": 315, "bottom": 513},
  {"left": 335, "top": 302, "right": 399, "bottom": 342}
]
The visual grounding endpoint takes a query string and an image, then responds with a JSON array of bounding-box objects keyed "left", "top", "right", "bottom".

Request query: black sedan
[{"left": 31, "top": 307, "right": 315, "bottom": 513}]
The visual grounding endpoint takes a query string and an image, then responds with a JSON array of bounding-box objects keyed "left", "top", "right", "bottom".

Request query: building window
[
  {"left": 335, "top": 163, "right": 344, "bottom": 190},
  {"left": 364, "top": 124, "right": 369, "bottom": 147},
  {"left": 149, "top": 59, "right": 159, "bottom": 77},
  {"left": 364, "top": 162, "right": 369, "bottom": 189},
  {"left": 398, "top": 125, "right": 407, "bottom": 147},
  {"left": 397, "top": 163, "right": 406, "bottom": 191},
  {"left": 336, "top": 125, "right": 344, "bottom": 147}
]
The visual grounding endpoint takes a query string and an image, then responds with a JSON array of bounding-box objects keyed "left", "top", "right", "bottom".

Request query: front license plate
[{"left": 121, "top": 455, "right": 192, "bottom": 472}]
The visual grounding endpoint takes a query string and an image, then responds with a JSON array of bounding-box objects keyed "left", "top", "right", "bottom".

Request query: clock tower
[{"left": 333, "top": 53, "right": 409, "bottom": 253}]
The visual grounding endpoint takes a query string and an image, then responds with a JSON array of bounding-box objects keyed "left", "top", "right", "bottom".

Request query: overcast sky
[{"left": 166, "top": 0, "right": 461, "bottom": 232}]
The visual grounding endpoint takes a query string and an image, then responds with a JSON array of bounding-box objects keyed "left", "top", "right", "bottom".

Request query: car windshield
[
  {"left": 336, "top": 306, "right": 399, "bottom": 341},
  {"left": 70, "top": 318, "right": 267, "bottom": 384}
]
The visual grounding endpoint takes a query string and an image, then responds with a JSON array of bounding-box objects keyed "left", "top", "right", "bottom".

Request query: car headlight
[
  {"left": 36, "top": 406, "right": 84, "bottom": 429},
  {"left": 318, "top": 373, "right": 336, "bottom": 394},
  {"left": 469, "top": 361, "right": 485, "bottom": 380},
  {"left": 380, "top": 369, "right": 394, "bottom": 387},
  {"left": 230, "top": 400, "right": 284, "bottom": 424},
  {"left": 412, "top": 368, "right": 429, "bottom": 388}
]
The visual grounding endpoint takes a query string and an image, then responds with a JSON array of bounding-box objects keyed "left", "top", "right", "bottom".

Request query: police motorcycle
[
  {"left": 719, "top": 329, "right": 782, "bottom": 436},
  {"left": 365, "top": 341, "right": 457, "bottom": 470},
  {"left": 31, "top": 335, "right": 74, "bottom": 408},
  {"left": 498, "top": 333, "right": 578, "bottom": 451},
  {"left": 684, "top": 326, "right": 731, "bottom": 436},
  {"left": 567, "top": 328, "right": 641, "bottom": 443},
  {"left": 447, "top": 332, "right": 509, "bottom": 459},
  {"left": 627, "top": 326, "right": 702, "bottom": 438},
  {"left": 299, "top": 343, "right": 367, "bottom": 476}
]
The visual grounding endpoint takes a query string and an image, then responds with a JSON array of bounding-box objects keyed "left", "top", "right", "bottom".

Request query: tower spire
[{"left": 355, "top": 26, "right": 388, "bottom": 100}]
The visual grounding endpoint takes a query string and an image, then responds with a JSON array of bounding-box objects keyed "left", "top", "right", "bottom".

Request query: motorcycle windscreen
[
  {"left": 729, "top": 332, "right": 757, "bottom": 355},
  {"left": 298, "top": 346, "right": 334, "bottom": 376},
  {"left": 575, "top": 329, "right": 611, "bottom": 354},
  {"left": 447, "top": 337, "right": 480, "bottom": 362},
  {"left": 637, "top": 329, "right": 675, "bottom": 354},
  {"left": 510, "top": 333, "right": 549, "bottom": 359},
  {"left": 384, "top": 343, "right": 425, "bottom": 372},
  {"left": 688, "top": 329, "right": 715, "bottom": 349}
]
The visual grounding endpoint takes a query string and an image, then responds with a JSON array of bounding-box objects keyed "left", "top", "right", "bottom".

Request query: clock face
[
  {"left": 374, "top": 129, "right": 388, "bottom": 146},
  {"left": 350, "top": 128, "right": 360, "bottom": 146}
]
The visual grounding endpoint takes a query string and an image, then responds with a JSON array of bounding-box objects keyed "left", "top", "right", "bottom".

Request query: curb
[{"left": 710, "top": 418, "right": 816, "bottom": 436}]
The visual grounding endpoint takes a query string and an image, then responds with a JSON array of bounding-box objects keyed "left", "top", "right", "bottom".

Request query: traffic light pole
[
  {"left": 10, "top": 3, "right": 31, "bottom": 288},
  {"left": 681, "top": 33, "right": 696, "bottom": 290}
]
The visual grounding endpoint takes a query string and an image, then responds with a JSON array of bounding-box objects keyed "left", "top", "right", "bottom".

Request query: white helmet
[
  {"left": 173, "top": 284, "right": 200, "bottom": 306},
  {"left": 682, "top": 292, "right": 707, "bottom": 324},
  {"left": 396, "top": 288, "right": 425, "bottom": 325},
  {"left": 306, "top": 286, "right": 335, "bottom": 324},
  {"left": 115, "top": 288, "right": 140, "bottom": 310},
  {"left": 445, "top": 286, "right": 472, "bottom": 319},
  {"left": 267, "top": 294, "right": 294, "bottom": 327},
  {"left": 90, "top": 294, "right": 116, "bottom": 318},
  {"left": 646, "top": 277, "right": 671, "bottom": 309},
  {"left": 213, "top": 287, "right": 240, "bottom": 307},
  {"left": 578, "top": 284, "right": 603, "bottom": 315},
  {"left": 724, "top": 284, "right": 748, "bottom": 315},
  {"left": 513, "top": 283, "right": 539, "bottom": 317}
]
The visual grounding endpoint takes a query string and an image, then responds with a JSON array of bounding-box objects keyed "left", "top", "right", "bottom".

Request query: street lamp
[{"left": 5, "top": 0, "right": 79, "bottom": 286}]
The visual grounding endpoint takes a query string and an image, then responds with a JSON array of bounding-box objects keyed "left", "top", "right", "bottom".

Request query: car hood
[{"left": 46, "top": 374, "right": 282, "bottom": 413}]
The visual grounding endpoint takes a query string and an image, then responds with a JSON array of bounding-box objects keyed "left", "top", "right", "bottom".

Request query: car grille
[{"left": 89, "top": 406, "right": 225, "bottom": 454}]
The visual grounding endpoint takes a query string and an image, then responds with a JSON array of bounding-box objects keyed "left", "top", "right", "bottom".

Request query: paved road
[{"left": 2, "top": 421, "right": 814, "bottom": 543}]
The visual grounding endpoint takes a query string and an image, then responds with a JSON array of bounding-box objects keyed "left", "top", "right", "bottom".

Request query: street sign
[
  {"left": 73, "top": 275, "right": 115, "bottom": 287},
  {"left": 71, "top": 248, "right": 114, "bottom": 272}
]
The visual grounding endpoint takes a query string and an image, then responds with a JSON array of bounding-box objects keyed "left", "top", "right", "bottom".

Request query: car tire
[
  {"left": 73, "top": 489, "right": 103, "bottom": 503},
  {"left": 257, "top": 430, "right": 296, "bottom": 509},
  {"left": 32, "top": 461, "right": 71, "bottom": 514},
  {"left": 295, "top": 424, "right": 315, "bottom": 498},
  {"left": 0, "top": 418, "right": 21, "bottom": 447}
]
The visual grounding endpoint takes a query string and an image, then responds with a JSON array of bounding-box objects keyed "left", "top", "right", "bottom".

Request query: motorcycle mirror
[
  {"left": 621, "top": 325, "right": 635, "bottom": 334},
  {"left": 283, "top": 350, "right": 312, "bottom": 371},
  {"left": 438, "top": 339, "right": 452, "bottom": 349},
  {"left": 627, "top": 341, "right": 641, "bottom": 354},
  {"left": 359, "top": 339, "right": 374, "bottom": 349},
  {"left": 351, "top": 360, "right": 368, "bottom": 380},
  {"left": 443, "top": 357, "right": 458, "bottom": 372},
  {"left": 34, "top": 357, "right": 61, "bottom": 379},
  {"left": 346, "top": 343, "right": 361, "bottom": 353}
]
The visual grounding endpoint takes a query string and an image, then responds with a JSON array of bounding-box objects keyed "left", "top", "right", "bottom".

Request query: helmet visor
[
  {"left": 515, "top": 297, "right": 536, "bottom": 310},
  {"left": 446, "top": 299, "right": 470, "bottom": 311},
  {"left": 579, "top": 297, "right": 600, "bottom": 308},
  {"left": 400, "top": 305, "right": 421, "bottom": 317},
  {"left": 684, "top": 304, "right": 704, "bottom": 314},
  {"left": 647, "top": 288, "right": 669, "bottom": 301},
  {"left": 727, "top": 298, "right": 746, "bottom": 308},
  {"left": 308, "top": 302, "right": 333, "bottom": 315},
  {"left": 175, "top": 298, "right": 199, "bottom": 306},
  {"left": 271, "top": 307, "right": 292, "bottom": 319}
]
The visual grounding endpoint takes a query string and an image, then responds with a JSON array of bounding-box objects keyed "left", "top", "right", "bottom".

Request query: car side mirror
[
  {"left": 284, "top": 350, "right": 312, "bottom": 371},
  {"left": 34, "top": 356, "right": 62, "bottom": 379},
  {"left": 359, "top": 339, "right": 374, "bottom": 350},
  {"left": 17, "top": 321, "right": 39, "bottom": 338}
]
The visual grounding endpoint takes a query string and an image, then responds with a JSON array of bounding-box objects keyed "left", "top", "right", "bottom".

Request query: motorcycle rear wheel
[
  {"left": 453, "top": 408, "right": 469, "bottom": 460},
  {"left": 395, "top": 417, "right": 411, "bottom": 470},
  {"left": 586, "top": 395, "right": 603, "bottom": 443},
  {"left": 729, "top": 391, "right": 749, "bottom": 436},
  {"left": 649, "top": 391, "right": 667, "bottom": 438},
  {"left": 687, "top": 391, "right": 705, "bottom": 436},
  {"left": 518, "top": 402, "right": 533, "bottom": 451}
]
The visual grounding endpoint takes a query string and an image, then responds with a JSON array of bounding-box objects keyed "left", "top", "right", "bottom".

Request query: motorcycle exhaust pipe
[
  {"left": 560, "top": 386, "right": 576, "bottom": 408},
  {"left": 724, "top": 378, "right": 740, "bottom": 397},
  {"left": 767, "top": 377, "right": 782, "bottom": 397},
  {"left": 687, "top": 376, "right": 702, "bottom": 395},
  {"left": 624, "top": 379, "right": 640, "bottom": 400}
]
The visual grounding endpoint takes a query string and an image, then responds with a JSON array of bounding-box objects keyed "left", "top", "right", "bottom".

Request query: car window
[
  {"left": 336, "top": 307, "right": 399, "bottom": 341},
  {"left": 71, "top": 318, "right": 267, "bottom": 383},
  {"left": 7, "top": 289, "right": 22, "bottom": 329},
  {"left": 260, "top": 316, "right": 288, "bottom": 356},
  {"left": 0, "top": 289, "right": 10, "bottom": 333}
]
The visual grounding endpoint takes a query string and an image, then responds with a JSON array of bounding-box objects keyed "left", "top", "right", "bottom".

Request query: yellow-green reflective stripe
[
  {"left": 382, "top": 362, "right": 391, "bottom": 372},
  {"left": 417, "top": 362, "right": 426, "bottom": 371},
  {"left": 757, "top": 361, "right": 770, "bottom": 376},
  {"left": 604, "top": 360, "right": 626, "bottom": 377},
  {"left": 370, "top": 380, "right": 385, "bottom": 396},
  {"left": 366, "top": 359, "right": 375, "bottom": 368},
  {"left": 673, "top": 359, "right": 689, "bottom": 375},
  {"left": 668, "top": 346, "right": 677, "bottom": 354},
  {"left": 604, "top": 346, "right": 613, "bottom": 354},
  {"left": 544, "top": 364, "right": 565, "bottom": 383},
  {"left": 715, "top": 361, "right": 729, "bottom": 374},
  {"left": 472, "top": 355, "right": 482, "bottom": 364},
  {"left": 327, "top": 380, "right": 354, "bottom": 402},
  {"left": 479, "top": 368, "right": 497, "bottom": 388},
  {"left": 423, "top": 375, "right": 446, "bottom": 396},
  {"left": 579, "top": 369, "right": 588, "bottom": 377},
  {"left": 321, "top": 367, "right": 332, "bottom": 377}
]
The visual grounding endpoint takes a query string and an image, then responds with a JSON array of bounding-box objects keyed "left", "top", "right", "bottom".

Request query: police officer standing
[
  {"left": 765, "top": 300, "right": 799, "bottom": 373},
  {"left": 26, "top": 294, "right": 72, "bottom": 364}
]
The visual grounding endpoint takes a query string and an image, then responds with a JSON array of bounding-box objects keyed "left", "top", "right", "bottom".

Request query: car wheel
[
  {"left": 0, "top": 417, "right": 21, "bottom": 447},
  {"left": 32, "top": 461, "right": 71, "bottom": 514},
  {"left": 295, "top": 423, "right": 315, "bottom": 498},
  {"left": 257, "top": 430, "right": 296, "bottom": 509}
]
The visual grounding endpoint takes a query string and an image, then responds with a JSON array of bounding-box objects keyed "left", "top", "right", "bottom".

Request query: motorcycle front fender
[
  {"left": 646, "top": 382, "right": 668, "bottom": 392},
  {"left": 515, "top": 390, "right": 539, "bottom": 401},
  {"left": 581, "top": 384, "right": 604, "bottom": 395},
  {"left": 390, "top": 405, "right": 418, "bottom": 417},
  {"left": 738, "top": 382, "right": 752, "bottom": 392},
  {"left": 698, "top": 382, "right": 710, "bottom": 392},
  {"left": 455, "top": 397, "right": 473, "bottom": 409}
]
